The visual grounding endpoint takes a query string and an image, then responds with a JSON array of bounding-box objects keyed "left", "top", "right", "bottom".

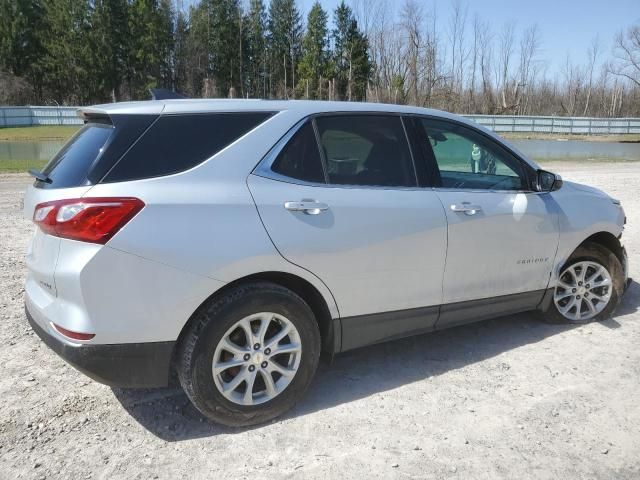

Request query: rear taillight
[{"left": 33, "top": 197, "right": 144, "bottom": 244}]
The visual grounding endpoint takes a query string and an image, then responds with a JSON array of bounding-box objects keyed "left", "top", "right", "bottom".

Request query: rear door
[{"left": 248, "top": 114, "right": 448, "bottom": 349}]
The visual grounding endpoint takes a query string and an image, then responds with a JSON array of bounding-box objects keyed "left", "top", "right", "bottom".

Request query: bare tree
[
  {"left": 467, "top": 14, "right": 482, "bottom": 113},
  {"left": 360, "top": 4, "right": 638, "bottom": 116},
  {"left": 496, "top": 21, "right": 516, "bottom": 112},
  {"left": 351, "top": 0, "right": 385, "bottom": 38},
  {"left": 516, "top": 24, "right": 540, "bottom": 115},
  {"left": 609, "top": 23, "right": 640, "bottom": 87},
  {"left": 400, "top": 0, "right": 424, "bottom": 105},
  {"left": 0, "top": 72, "right": 35, "bottom": 104},
  {"left": 583, "top": 36, "right": 601, "bottom": 115},
  {"left": 477, "top": 19, "right": 494, "bottom": 113},
  {"left": 447, "top": 0, "right": 468, "bottom": 109},
  {"left": 561, "top": 54, "right": 584, "bottom": 115}
]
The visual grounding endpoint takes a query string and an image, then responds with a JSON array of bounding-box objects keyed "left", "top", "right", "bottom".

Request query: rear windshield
[
  {"left": 40, "top": 123, "right": 113, "bottom": 188},
  {"left": 103, "top": 112, "right": 274, "bottom": 182}
]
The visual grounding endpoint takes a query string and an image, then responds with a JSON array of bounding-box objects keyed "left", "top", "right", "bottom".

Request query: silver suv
[{"left": 24, "top": 100, "right": 629, "bottom": 426}]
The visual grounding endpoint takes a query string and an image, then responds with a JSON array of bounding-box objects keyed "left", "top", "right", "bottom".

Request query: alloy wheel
[
  {"left": 554, "top": 260, "right": 612, "bottom": 322},
  {"left": 212, "top": 312, "right": 302, "bottom": 406}
]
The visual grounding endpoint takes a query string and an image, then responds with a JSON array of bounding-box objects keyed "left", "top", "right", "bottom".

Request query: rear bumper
[{"left": 26, "top": 305, "right": 175, "bottom": 388}]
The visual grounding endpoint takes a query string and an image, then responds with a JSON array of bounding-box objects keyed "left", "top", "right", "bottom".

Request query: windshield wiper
[{"left": 28, "top": 169, "right": 52, "bottom": 184}]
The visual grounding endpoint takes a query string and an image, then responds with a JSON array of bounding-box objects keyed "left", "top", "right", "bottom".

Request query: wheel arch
[
  {"left": 578, "top": 232, "right": 625, "bottom": 267},
  {"left": 556, "top": 230, "right": 624, "bottom": 276},
  {"left": 174, "top": 271, "right": 340, "bottom": 367}
]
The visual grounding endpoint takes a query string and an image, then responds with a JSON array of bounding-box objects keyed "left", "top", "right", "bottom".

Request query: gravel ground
[{"left": 1, "top": 162, "right": 639, "bottom": 480}]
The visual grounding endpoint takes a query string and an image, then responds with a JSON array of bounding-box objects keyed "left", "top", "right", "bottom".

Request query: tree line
[{"left": 1, "top": 0, "right": 639, "bottom": 117}]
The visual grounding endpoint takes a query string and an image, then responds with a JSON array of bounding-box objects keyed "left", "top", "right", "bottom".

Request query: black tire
[
  {"left": 543, "top": 242, "right": 624, "bottom": 324},
  {"left": 177, "top": 282, "right": 321, "bottom": 427}
]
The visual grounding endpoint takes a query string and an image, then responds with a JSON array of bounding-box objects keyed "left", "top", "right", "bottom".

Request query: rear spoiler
[
  {"left": 76, "top": 110, "right": 112, "bottom": 124},
  {"left": 76, "top": 102, "right": 165, "bottom": 122},
  {"left": 75, "top": 90, "right": 185, "bottom": 121}
]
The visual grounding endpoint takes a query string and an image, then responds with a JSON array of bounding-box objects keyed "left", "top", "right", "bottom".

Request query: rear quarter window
[
  {"left": 103, "top": 112, "right": 273, "bottom": 182},
  {"left": 271, "top": 121, "right": 325, "bottom": 183}
]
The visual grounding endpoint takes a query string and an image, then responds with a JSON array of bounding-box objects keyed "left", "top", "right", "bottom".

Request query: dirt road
[{"left": 1, "top": 162, "right": 639, "bottom": 479}]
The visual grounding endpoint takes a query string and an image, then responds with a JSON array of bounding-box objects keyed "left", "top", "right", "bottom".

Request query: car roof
[{"left": 81, "top": 99, "right": 463, "bottom": 121}]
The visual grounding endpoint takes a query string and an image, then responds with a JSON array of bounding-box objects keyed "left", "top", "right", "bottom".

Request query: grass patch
[
  {"left": 0, "top": 125, "right": 80, "bottom": 141},
  {"left": 0, "top": 159, "right": 47, "bottom": 173}
]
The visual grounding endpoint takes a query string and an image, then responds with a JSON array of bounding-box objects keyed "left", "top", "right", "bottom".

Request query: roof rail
[{"left": 149, "top": 88, "right": 187, "bottom": 101}]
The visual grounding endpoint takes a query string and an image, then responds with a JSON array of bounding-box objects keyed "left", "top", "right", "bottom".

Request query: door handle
[
  {"left": 284, "top": 200, "right": 329, "bottom": 215},
  {"left": 450, "top": 203, "right": 482, "bottom": 215}
]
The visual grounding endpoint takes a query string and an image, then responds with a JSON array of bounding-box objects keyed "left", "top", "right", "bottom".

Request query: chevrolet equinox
[{"left": 24, "top": 100, "right": 629, "bottom": 426}]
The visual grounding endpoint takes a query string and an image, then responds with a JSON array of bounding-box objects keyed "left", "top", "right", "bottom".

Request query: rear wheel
[
  {"left": 544, "top": 242, "right": 624, "bottom": 324},
  {"left": 177, "top": 283, "right": 321, "bottom": 426}
]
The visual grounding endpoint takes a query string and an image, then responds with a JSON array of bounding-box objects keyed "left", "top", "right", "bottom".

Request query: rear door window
[
  {"left": 104, "top": 112, "right": 273, "bottom": 182},
  {"left": 314, "top": 115, "right": 416, "bottom": 187}
]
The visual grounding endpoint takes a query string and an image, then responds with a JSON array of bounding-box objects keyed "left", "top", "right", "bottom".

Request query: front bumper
[{"left": 26, "top": 305, "right": 175, "bottom": 388}]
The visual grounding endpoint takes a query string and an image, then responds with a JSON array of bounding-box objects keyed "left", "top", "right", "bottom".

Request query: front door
[{"left": 413, "top": 118, "right": 559, "bottom": 312}]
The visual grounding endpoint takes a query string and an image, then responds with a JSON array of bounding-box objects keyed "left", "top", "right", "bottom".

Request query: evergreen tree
[
  {"left": 184, "top": 3, "right": 207, "bottom": 96},
  {"left": 0, "top": 0, "right": 18, "bottom": 72},
  {"left": 244, "top": 0, "right": 267, "bottom": 98},
  {"left": 332, "top": 1, "right": 370, "bottom": 101},
  {"left": 40, "top": 0, "right": 92, "bottom": 103},
  {"left": 190, "top": 0, "right": 241, "bottom": 97},
  {"left": 87, "top": 0, "right": 130, "bottom": 102},
  {"left": 173, "top": 7, "right": 190, "bottom": 95},
  {"left": 126, "top": 0, "right": 174, "bottom": 100},
  {"left": 268, "top": 0, "right": 302, "bottom": 98},
  {"left": 297, "top": 1, "right": 329, "bottom": 99},
  {"left": 0, "top": 0, "right": 47, "bottom": 100}
]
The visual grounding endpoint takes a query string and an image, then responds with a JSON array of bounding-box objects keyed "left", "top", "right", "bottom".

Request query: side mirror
[{"left": 537, "top": 169, "right": 563, "bottom": 192}]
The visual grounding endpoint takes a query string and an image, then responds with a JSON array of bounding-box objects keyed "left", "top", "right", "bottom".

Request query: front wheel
[
  {"left": 544, "top": 242, "right": 624, "bottom": 324},
  {"left": 177, "top": 283, "right": 321, "bottom": 427}
]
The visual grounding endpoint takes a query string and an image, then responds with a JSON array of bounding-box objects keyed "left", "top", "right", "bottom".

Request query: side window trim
[
  {"left": 402, "top": 116, "right": 438, "bottom": 188},
  {"left": 399, "top": 116, "right": 421, "bottom": 188},
  {"left": 414, "top": 115, "right": 537, "bottom": 193},
  {"left": 311, "top": 118, "right": 330, "bottom": 184}
]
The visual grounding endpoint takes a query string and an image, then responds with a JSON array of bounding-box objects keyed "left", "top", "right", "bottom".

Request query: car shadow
[{"left": 112, "top": 281, "right": 639, "bottom": 441}]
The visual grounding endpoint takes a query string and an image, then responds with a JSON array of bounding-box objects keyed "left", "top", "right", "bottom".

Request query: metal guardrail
[
  {"left": 0, "top": 106, "right": 82, "bottom": 127},
  {"left": 463, "top": 115, "right": 640, "bottom": 135},
  {"left": 1, "top": 106, "right": 639, "bottom": 134}
]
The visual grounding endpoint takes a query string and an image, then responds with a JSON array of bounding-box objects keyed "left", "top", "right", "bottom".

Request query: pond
[
  {"left": 510, "top": 139, "right": 640, "bottom": 162},
  {"left": 0, "top": 140, "right": 66, "bottom": 170},
  {"left": 0, "top": 138, "right": 638, "bottom": 172}
]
